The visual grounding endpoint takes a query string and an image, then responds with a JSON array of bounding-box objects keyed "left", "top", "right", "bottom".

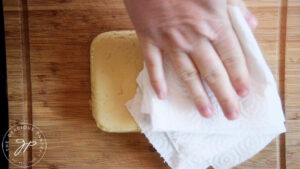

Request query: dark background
[{"left": 0, "top": 0, "right": 9, "bottom": 168}]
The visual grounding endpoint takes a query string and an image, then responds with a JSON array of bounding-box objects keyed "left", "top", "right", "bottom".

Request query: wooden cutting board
[{"left": 3, "top": 0, "right": 300, "bottom": 168}]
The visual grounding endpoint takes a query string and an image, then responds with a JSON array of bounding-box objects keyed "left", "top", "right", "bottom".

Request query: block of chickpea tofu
[{"left": 90, "top": 31, "right": 143, "bottom": 132}]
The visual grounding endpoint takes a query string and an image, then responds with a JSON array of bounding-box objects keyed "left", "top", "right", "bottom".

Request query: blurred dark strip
[{"left": 0, "top": 0, "right": 9, "bottom": 168}]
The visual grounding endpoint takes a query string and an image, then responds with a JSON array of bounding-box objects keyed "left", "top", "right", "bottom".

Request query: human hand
[{"left": 124, "top": 0, "right": 258, "bottom": 120}]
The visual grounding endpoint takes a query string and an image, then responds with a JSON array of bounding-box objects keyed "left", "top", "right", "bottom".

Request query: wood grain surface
[
  {"left": 3, "top": 0, "right": 299, "bottom": 168},
  {"left": 285, "top": 0, "right": 300, "bottom": 168},
  {"left": 3, "top": 0, "right": 32, "bottom": 167}
]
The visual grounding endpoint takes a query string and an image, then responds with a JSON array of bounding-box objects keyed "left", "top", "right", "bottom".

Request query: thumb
[{"left": 228, "top": 0, "right": 258, "bottom": 30}]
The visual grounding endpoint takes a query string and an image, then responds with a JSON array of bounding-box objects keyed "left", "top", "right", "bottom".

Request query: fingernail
[
  {"left": 198, "top": 106, "right": 214, "bottom": 118},
  {"left": 226, "top": 109, "right": 240, "bottom": 120},
  {"left": 246, "top": 12, "right": 258, "bottom": 29},
  {"left": 249, "top": 17, "right": 258, "bottom": 29},
  {"left": 237, "top": 87, "right": 249, "bottom": 97},
  {"left": 158, "top": 90, "right": 167, "bottom": 100}
]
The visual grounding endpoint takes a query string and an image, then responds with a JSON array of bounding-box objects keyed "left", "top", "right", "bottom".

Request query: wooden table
[{"left": 3, "top": 0, "right": 300, "bottom": 168}]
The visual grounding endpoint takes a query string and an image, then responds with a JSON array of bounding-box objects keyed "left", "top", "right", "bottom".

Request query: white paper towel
[{"left": 126, "top": 6, "right": 286, "bottom": 169}]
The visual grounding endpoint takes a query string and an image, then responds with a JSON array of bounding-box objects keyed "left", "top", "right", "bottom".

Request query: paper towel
[{"left": 126, "top": 6, "right": 286, "bottom": 169}]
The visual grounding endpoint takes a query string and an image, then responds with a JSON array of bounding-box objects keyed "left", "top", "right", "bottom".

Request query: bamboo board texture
[
  {"left": 3, "top": 0, "right": 299, "bottom": 168},
  {"left": 285, "top": 0, "right": 300, "bottom": 168}
]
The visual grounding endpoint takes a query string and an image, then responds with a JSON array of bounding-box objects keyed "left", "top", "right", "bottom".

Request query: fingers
[
  {"left": 167, "top": 50, "right": 214, "bottom": 118},
  {"left": 213, "top": 25, "right": 251, "bottom": 98},
  {"left": 190, "top": 38, "right": 239, "bottom": 120},
  {"left": 228, "top": 0, "right": 258, "bottom": 29},
  {"left": 140, "top": 40, "right": 168, "bottom": 99}
]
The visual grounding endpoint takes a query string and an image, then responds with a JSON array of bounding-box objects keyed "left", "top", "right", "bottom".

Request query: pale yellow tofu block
[{"left": 90, "top": 31, "right": 143, "bottom": 132}]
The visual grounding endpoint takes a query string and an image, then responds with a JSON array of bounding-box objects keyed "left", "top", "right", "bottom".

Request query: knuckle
[
  {"left": 222, "top": 55, "right": 241, "bottom": 66},
  {"left": 211, "top": 20, "right": 231, "bottom": 42},
  {"left": 203, "top": 70, "right": 223, "bottom": 84},
  {"left": 194, "top": 21, "right": 209, "bottom": 33},
  {"left": 172, "top": 40, "right": 191, "bottom": 52},
  {"left": 179, "top": 70, "right": 199, "bottom": 82},
  {"left": 195, "top": 21, "right": 219, "bottom": 41},
  {"left": 165, "top": 30, "right": 192, "bottom": 52},
  {"left": 214, "top": 36, "right": 235, "bottom": 53}
]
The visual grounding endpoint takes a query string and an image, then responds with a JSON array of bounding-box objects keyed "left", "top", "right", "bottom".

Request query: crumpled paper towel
[{"left": 125, "top": 6, "right": 286, "bottom": 169}]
